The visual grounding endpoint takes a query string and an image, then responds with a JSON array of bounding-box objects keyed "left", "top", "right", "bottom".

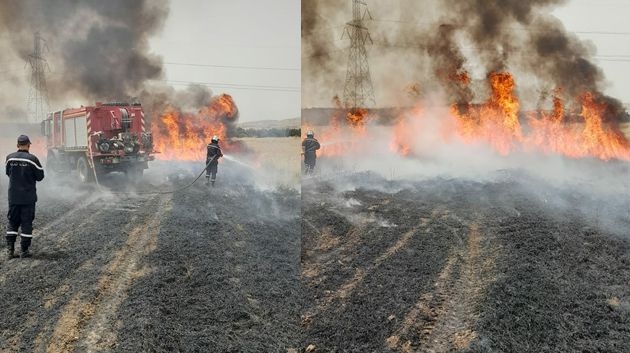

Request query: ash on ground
[
  {"left": 302, "top": 169, "right": 630, "bottom": 352},
  {"left": 0, "top": 158, "right": 301, "bottom": 352}
]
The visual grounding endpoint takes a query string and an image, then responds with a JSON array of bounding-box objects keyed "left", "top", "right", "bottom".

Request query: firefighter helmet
[
  {"left": 306, "top": 130, "right": 314, "bottom": 137},
  {"left": 211, "top": 135, "right": 219, "bottom": 142}
]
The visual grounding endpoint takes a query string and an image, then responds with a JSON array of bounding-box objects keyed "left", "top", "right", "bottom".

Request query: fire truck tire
[
  {"left": 46, "top": 150, "right": 66, "bottom": 174},
  {"left": 77, "top": 157, "right": 94, "bottom": 183}
]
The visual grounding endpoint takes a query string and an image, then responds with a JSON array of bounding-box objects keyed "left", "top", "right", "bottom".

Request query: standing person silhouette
[
  {"left": 5, "top": 135, "right": 44, "bottom": 259},
  {"left": 302, "top": 130, "right": 320, "bottom": 174}
]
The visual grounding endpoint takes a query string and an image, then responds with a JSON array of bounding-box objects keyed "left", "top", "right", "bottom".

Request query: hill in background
[{"left": 237, "top": 117, "right": 300, "bottom": 130}]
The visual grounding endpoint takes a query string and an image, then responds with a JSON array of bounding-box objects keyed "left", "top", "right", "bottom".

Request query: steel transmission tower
[
  {"left": 27, "top": 32, "right": 50, "bottom": 123},
  {"left": 342, "top": 0, "right": 375, "bottom": 109}
]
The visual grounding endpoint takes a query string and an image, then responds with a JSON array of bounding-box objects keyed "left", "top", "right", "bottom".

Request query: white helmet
[
  {"left": 211, "top": 135, "right": 219, "bottom": 142},
  {"left": 306, "top": 130, "right": 314, "bottom": 137}
]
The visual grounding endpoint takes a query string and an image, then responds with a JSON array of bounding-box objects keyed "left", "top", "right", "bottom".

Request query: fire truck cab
[{"left": 41, "top": 102, "right": 154, "bottom": 182}]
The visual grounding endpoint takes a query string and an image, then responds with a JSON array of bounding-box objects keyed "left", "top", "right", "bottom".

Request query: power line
[
  {"left": 163, "top": 79, "right": 299, "bottom": 93},
  {"left": 364, "top": 18, "right": 630, "bottom": 36},
  {"left": 165, "top": 80, "right": 299, "bottom": 90},
  {"left": 572, "top": 30, "right": 630, "bottom": 36},
  {"left": 163, "top": 62, "right": 300, "bottom": 71},
  {"left": 594, "top": 58, "right": 630, "bottom": 62}
]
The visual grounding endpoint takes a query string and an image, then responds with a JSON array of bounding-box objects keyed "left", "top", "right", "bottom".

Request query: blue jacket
[
  {"left": 206, "top": 142, "right": 223, "bottom": 165},
  {"left": 5, "top": 150, "right": 44, "bottom": 205}
]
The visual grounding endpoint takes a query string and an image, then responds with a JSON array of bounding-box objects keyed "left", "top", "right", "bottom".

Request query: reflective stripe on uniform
[
  {"left": 20, "top": 234, "right": 33, "bottom": 238},
  {"left": 6, "top": 231, "right": 18, "bottom": 235},
  {"left": 5, "top": 158, "right": 44, "bottom": 170}
]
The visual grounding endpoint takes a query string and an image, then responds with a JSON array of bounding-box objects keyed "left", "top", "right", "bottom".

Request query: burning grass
[
  {"left": 151, "top": 94, "right": 239, "bottom": 161},
  {"left": 308, "top": 72, "right": 630, "bottom": 165}
]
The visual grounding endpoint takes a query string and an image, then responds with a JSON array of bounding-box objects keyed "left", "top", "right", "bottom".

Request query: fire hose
[
  {"left": 87, "top": 130, "right": 223, "bottom": 195},
  {"left": 91, "top": 152, "right": 218, "bottom": 195}
]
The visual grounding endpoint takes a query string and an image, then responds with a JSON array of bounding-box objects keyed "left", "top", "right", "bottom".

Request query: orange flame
[
  {"left": 151, "top": 94, "right": 238, "bottom": 161},
  {"left": 304, "top": 105, "right": 372, "bottom": 157},
  {"left": 389, "top": 106, "right": 424, "bottom": 156},
  {"left": 387, "top": 72, "right": 630, "bottom": 161},
  {"left": 346, "top": 108, "right": 369, "bottom": 132},
  {"left": 451, "top": 72, "right": 523, "bottom": 155},
  {"left": 526, "top": 92, "right": 630, "bottom": 160}
]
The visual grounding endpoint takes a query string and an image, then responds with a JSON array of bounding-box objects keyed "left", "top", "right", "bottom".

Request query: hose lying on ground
[{"left": 93, "top": 155, "right": 218, "bottom": 195}]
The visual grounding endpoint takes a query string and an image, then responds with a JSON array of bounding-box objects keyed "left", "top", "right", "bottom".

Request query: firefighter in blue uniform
[
  {"left": 302, "top": 130, "right": 320, "bottom": 174},
  {"left": 5, "top": 135, "right": 44, "bottom": 259},
  {"left": 206, "top": 135, "right": 223, "bottom": 186}
]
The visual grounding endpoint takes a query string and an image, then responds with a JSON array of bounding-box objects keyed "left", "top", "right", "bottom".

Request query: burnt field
[
  {"left": 301, "top": 170, "right": 630, "bottom": 353},
  {"left": 0, "top": 161, "right": 300, "bottom": 352}
]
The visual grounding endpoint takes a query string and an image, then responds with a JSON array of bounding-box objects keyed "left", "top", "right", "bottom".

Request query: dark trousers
[
  {"left": 206, "top": 162, "right": 218, "bottom": 181},
  {"left": 6, "top": 203, "right": 36, "bottom": 250},
  {"left": 304, "top": 153, "right": 316, "bottom": 173}
]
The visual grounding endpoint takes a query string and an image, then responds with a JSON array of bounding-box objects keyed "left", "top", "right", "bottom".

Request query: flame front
[
  {"left": 303, "top": 107, "right": 371, "bottom": 157},
  {"left": 388, "top": 72, "right": 630, "bottom": 161},
  {"left": 525, "top": 92, "right": 630, "bottom": 160},
  {"left": 451, "top": 72, "right": 523, "bottom": 155},
  {"left": 151, "top": 94, "right": 238, "bottom": 161}
]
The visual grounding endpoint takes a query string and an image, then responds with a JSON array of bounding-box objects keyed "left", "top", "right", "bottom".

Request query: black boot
[
  {"left": 6, "top": 235, "right": 18, "bottom": 259},
  {"left": 6, "top": 242, "right": 17, "bottom": 259},
  {"left": 20, "top": 238, "right": 32, "bottom": 258}
]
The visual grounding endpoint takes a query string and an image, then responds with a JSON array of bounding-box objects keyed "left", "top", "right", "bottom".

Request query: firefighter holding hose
[
  {"left": 206, "top": 135, "right": 223, "bottom": 186},
  {"left": 5, "top": 135, "right": 44, "bottom": 259},
  {"left": 302, "top": 130, "right": 320, "bottom": 174}
]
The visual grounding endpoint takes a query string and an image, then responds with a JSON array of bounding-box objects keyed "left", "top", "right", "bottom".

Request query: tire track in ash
[
  {"left": 302, "top": 211, "right": 436, "bottom": 327},
  {"left": 43, "top": 193, "right": 171, "bottom": 353},
  {"left": 386, "top": 212, "right": 499, "bottom": 352},
  {"left": 301, "top": 196, "right": 415, "bottom": 302},
  {"left": 0, "top": 194, "right": 103, "bottom": 286},
  {"left": 301, "top": 218, "right": 369, "bottom": 287},
  {"left": 1, "top": 192, "right": 122, "bottom": 352}
]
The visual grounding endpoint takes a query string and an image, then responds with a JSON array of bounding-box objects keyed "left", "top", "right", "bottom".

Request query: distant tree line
[{"left": 234, "top": 127, "right": 301, "bottom": 138}]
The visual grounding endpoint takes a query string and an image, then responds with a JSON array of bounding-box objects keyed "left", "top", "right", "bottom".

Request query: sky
[
  {"left": 552, "top": 0, "right": 630, "bottom": 108},
  {"left": 302, "top": 0, "right": 630, "bottom": 110},
  {"left": 149, "top": 0, "right": 300, "bottom": 123},
  {"left": 1, "top": 1, "right": 626, "bottom": 125},
  {"left": 0, "top": 0, "right": 300, "bottom": 124}
]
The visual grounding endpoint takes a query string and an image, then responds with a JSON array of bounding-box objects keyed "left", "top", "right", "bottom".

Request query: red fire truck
[{"left": 41, "top": 102, "right": 154, "bottom": 182}]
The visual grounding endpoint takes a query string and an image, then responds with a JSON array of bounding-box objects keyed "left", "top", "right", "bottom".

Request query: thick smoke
[
  {"left": 302, "top": 0, "right": 623, "bottom": 116},
  {"left": 438, "top": 0, "right": 623, "bottom": 115},
  {"left": 425, "top": 24, "right": 472, "bottom": 109},
  {"left": 0, "top": 0, "right": 234, "bottom": 128},
  {"left": 0, "top": 0, "right": 168, "bottom": 105},
  {"left": 301, "top": 0, "right": 348, "bottom": 108}
]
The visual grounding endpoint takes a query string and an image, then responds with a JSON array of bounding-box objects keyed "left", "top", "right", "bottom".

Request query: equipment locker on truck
[{"left": 41, "top": 102, "right": 154, "bottom": 182}]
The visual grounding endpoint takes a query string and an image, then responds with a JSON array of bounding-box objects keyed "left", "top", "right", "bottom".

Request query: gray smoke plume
[
  {"left": 438, "top": 0, "right": 623, "bottom": 116},
  {"left": 0, "top": 0, "right": 236, "bottom": 128},
  {"left": 302, "top": 0, "right": 624, "bottom": 117},
  {"left": 0, "top": 0, "right": 169, "bottom": 105},
  {"left": 425, "top": 24, "right": 473, "bottom": 110}
]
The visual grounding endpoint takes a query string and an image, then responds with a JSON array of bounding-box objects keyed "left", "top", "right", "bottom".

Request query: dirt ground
[
  {"left": 0, "top": 141, "right": 301, "bottom": 352},
  {"left": 301, "top": 169, "right": 630, "bottom": 353}
]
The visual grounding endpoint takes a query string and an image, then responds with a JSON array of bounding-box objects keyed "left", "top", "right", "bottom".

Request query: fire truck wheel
[{"left": 77, "top": 157, "right": 94, "bottom": 183}]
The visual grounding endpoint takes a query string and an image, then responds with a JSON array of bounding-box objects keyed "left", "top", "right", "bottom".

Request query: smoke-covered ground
[
  {"left": 0, "top": 152, "right": 301, "bottom": 352},
  {"left": 301, "top": 141, "right": 630, "bottom": 352}
]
